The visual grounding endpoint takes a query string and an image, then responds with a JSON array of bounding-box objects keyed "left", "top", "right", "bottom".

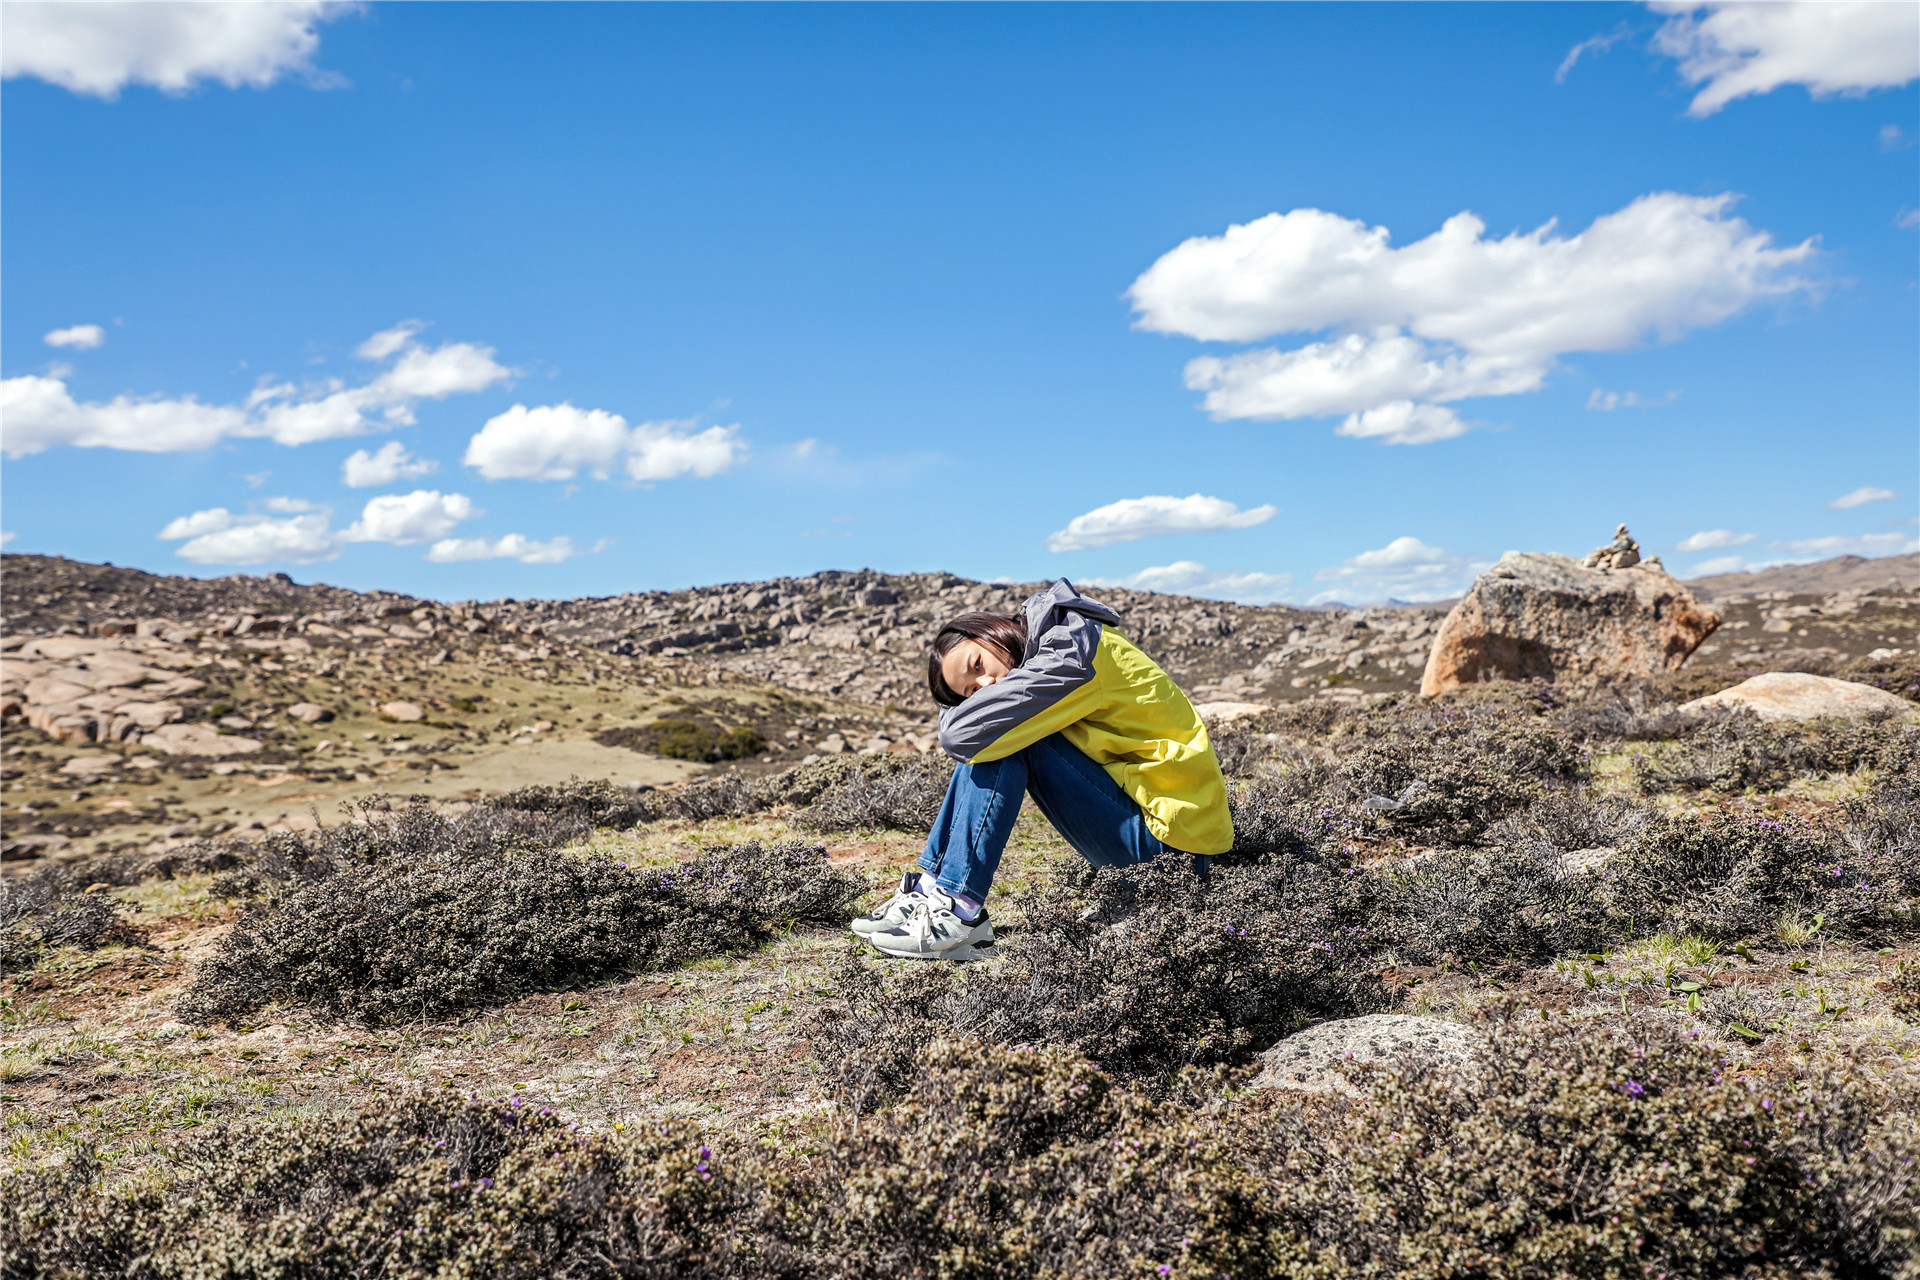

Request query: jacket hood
[{"left": 1019, "top": 579, "right": 1120, "bottom": 661}]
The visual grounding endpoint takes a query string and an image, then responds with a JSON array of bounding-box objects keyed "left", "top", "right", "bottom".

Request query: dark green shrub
[
  {"left": 177, "top": 804, "right": 865, "bottom": 1025},
  {"left": 1247, "top": 1012, "right": 1920, "bottom": 1278},
  {"left": 1841, "top": 775, "right": 1920, "bottom": 900},
  {"left": 1325, "top": 698, "right": 1589, "bottom": 843},
  {"left": 1635, "top": 713, "right": 1918, "bottom": 795},
  {"left": 1608, "top": 811, "right": 1913, "bottom": 942},
  {"left": 815, "top": 852, "right": 1384, "bottom": 1094},
  {"left": 1376, "top": 842, "right": 1612, "bottom": 965},
  {"left": 1225, "top": 757, "right": 1361, "bottom": 863},
  {"left": 655, "top": 754, "right": 957, "bottom": 826},
  {"left": 10, "top": 1024, "right": 1912, "bottom": 1280},
  {"left": 0, "top": 1092, "right": 737, "bottom": 1280},
  {"left": 604, "top": 718, "right": 765, "bottom": 762},
  {"left": 1484, "top": 789, "right": 1657, "bottom": 852},
  {"left": 796, "top": 758, "right": 952, "bottom": 833},
  {"left": 0, "top": 868, "right": 129, "bottom": 970},
  {"left": 490, "top": 777, "right": 657, "bottom": 830}
]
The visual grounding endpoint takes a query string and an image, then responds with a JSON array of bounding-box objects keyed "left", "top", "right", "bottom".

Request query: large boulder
[
  {"left": 1421, "top": 552, "right": 1719, "bottom": 697},
  {"left": 1679, "top": 671, "right": 1914, "bottom": 722}
]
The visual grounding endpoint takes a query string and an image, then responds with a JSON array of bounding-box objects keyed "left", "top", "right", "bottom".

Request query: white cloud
[
  {"left": 1334, "top": 401, "right": 1470, "bottom": 445},
  {"left": 1685, "top": 554, "right": 1753, "bottom": 577},
  {"left": 463, "top": 403, "right": 746, "bottom": 483},
  {"left": 1, "top": 374, "right": 249, "bottom": 456},
  {"left": 1675, "top": 528, "right": 1756, "bottom": 552},
  {"left": 1132, "top": 193, "right": 1814, "bottom": 442},
  {"left": 1827, "top": 485, "right": 1897, "bottom": 510},
  {"left": 342, "top": 441, "right": 438, "bottom": 488},
  {"left": 43, "top": 324, "right": 104, "bottom": 350},
  {"left": 1883, "top": 124, "right": 1914, "bottom": 151},
  {"left": 1308, "top": 536, "right": 1490, "bottom": 605},
  {"left": 0, "top": 323, "right": 509, "bottom": 458},
  {"left": 1046, "top": 494, "right": 1278, "bottom": 553},
  {"left": 1556, "top": 25, "right": 1631, "bottom": 83},
  {"left": 1651, "top": 1, "right": 1920, "bottom": 117},
  {"left": 262, "top": 495, "right": 322, "bottom": 514},
  {"left": 1898, "top": 209, "right": 1920, "bottom": 232},
  {"left": 1587, "top": 387, "right": 1681, "bottom": 411},
  {"left": 424, "top": 534, "right": 584, "bottom": 565},
  {"left": 157, "top": 507, "right": 339, "bottom": 565},
  {"left": 1082, "top": 560, "right": 1295, "bottom": 605},
  {"left": 626, "top": 419, "right": 745, "bottom": 482},
  {"left": 355, "top": 320, "right": 425, "bottom": 361},
  {"left": 1, "top": 1, "right": 354, "bottom": 99},
  {"left": 1767, "top": 532, "right": 1920, "bottom": 560},
  {"left": 343, "top": 490, "right": 480, "bottom": 545},
  {"left": 0, "top": 532, "right": 13, "bottom": 548}
]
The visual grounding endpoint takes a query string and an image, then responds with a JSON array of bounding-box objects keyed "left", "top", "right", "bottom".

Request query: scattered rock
[
  {"left": 1421, "top": 552, "right": 1719, "bottom": 697},
  {"left": 1256, "top": 1014, "right": 1481, "bottom": 1094},
  {"left": 379, "top": 701, "right": 425, "bottom": 722},
  {"left": 1, "top": 833, "right": 72, "bottom": 863},
  {"left": 1192, "top": 700, "right": 1270, "bottom": 723},
  {"left": 58, "top": 755, "right": 119, "bottom": 777},
  {"left": 287, "top": 702, "right": 335, "bottom": 723},
  {"left": 818, "top": 733, "right": 847, "bottom": 755},
  {"left": 1679, "top": 672, "right": 1914, "bottom": 723},
  {"left": 1559, "top": 846, "right": 1619, "bottom": 875},
  {"left": 140, "top": 723, "right": 263, "bottom": 756}
]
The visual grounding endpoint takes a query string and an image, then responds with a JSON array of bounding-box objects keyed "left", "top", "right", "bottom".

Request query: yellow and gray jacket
[{"left": 937, "top": 579, "right": 1235, "bottom": 856}]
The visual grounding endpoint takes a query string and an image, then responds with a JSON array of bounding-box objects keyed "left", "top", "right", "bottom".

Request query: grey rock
[
  {"left": 1680, "top": 671, "right": 1914, "bottom": 722},
  {"left": 1256, "top": 1014, "right": 1480, "bottom": 1094}
]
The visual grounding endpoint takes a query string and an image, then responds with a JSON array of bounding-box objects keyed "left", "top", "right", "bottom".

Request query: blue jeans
[{"left": 918, "top": 733, "right": 1203, "bottom": 904}]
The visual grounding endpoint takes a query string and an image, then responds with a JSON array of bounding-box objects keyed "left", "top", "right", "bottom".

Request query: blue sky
[{"left": 3, "top": 1, "right": 1915, "bottom": 605}]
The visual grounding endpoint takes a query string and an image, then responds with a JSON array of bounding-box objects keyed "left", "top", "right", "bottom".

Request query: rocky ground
[{"left": 3, "top": 549, "right": 1919, "bottom": 1276}]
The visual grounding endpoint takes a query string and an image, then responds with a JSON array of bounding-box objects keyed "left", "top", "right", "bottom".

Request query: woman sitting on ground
[{"left": 853, "top": 579, "right": 1234, "bottom": 959}]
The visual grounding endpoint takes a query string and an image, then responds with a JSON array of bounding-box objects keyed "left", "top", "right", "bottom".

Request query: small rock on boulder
[
  {"left": 1679, "top": 672, "right": 1913, "bottom": 723},
  {"left": 1257, "top": 1014, "right": 1481, "bottom": 1094},
  {"left": 1421, "top": 552, "right": 1718, "bottom": 697}
]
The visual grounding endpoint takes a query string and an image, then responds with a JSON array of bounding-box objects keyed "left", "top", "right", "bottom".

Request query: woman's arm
[{"left": 937, "top": 610, "right": 1108, "bottom": 763}]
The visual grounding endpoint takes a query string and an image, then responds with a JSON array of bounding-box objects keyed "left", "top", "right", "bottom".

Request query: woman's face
[{"left": 941, "top": 639, "right": 1012, "bottom": 700}]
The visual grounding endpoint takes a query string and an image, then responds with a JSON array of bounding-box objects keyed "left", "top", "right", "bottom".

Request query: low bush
[
  {"left": 0, "top": 1092, "right": 739, "bottom": 1280},
  {"left": 814, "top": 851, "right": 1385, "bottom": 1094},
  {"left": 795, "top": 757, "right": 952, "bottom": 833},
  {"left": 1246, "top": 1011, "right": 1920, "bottom": 1278},
  {"left": 1484, "top": 789, "right": 1658, "bottom": 852},
  {"left": 601, "top": 718, "right": 765, "bottom": 762},
  {"left": 652, "top": 754, "right": 956, "bottom": 827},
  {"left": 1375, "top": 842, "right": 1612, "bottom": 964},
  {"left": 1323, "top": 697, "right": 1590, "bottom": 843},
  {"left": 488, "top": 777, "right": 657, "bottom": 830},
  {"left": 10, "top": 1021, "right": 1914, "bottom": 1279},
  {"left": 1634, "top": 713, "right": 1919, "bottom": 795},
  {"left": 1607, "top": 810, "right": 1913, "bottom": 943},
  {"left": 177, "top": 803, "right": 865, "bottom": 1025},
  {"left": 1841, "top": 775, "right": 1920, "bottom": 900},
  {"left": 0, "top": 868, "right": 131, "bottom": 970}
]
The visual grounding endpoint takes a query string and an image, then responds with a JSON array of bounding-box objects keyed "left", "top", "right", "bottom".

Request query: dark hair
[{"left": 927, "top": 612, "right": 1028, "bottom": 708}]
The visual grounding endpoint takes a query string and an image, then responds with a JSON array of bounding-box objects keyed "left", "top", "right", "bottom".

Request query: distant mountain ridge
[{"left": 1684, "top": 553, "right": 1920, "bottom": 601}]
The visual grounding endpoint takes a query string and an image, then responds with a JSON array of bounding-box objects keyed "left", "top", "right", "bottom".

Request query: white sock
[{"left": 917, "top": 872, "right": 983, "bottom": 922}]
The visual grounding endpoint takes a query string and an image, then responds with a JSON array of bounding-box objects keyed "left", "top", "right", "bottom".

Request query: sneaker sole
[{"left": 868, "top": 940, "right": 987, "bottom": 962}]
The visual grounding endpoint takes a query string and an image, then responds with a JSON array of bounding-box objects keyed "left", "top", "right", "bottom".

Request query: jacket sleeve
[{"left": 937, "top": 616, "right": 1108, "bottom": 763}]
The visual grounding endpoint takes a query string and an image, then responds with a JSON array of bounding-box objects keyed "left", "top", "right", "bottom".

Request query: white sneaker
[
  {"left": 849, "top": 871, "right": 924, "bottom": 937},
  {"left": 868, "top": 888, "right": 994, "bottom": 960}
]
